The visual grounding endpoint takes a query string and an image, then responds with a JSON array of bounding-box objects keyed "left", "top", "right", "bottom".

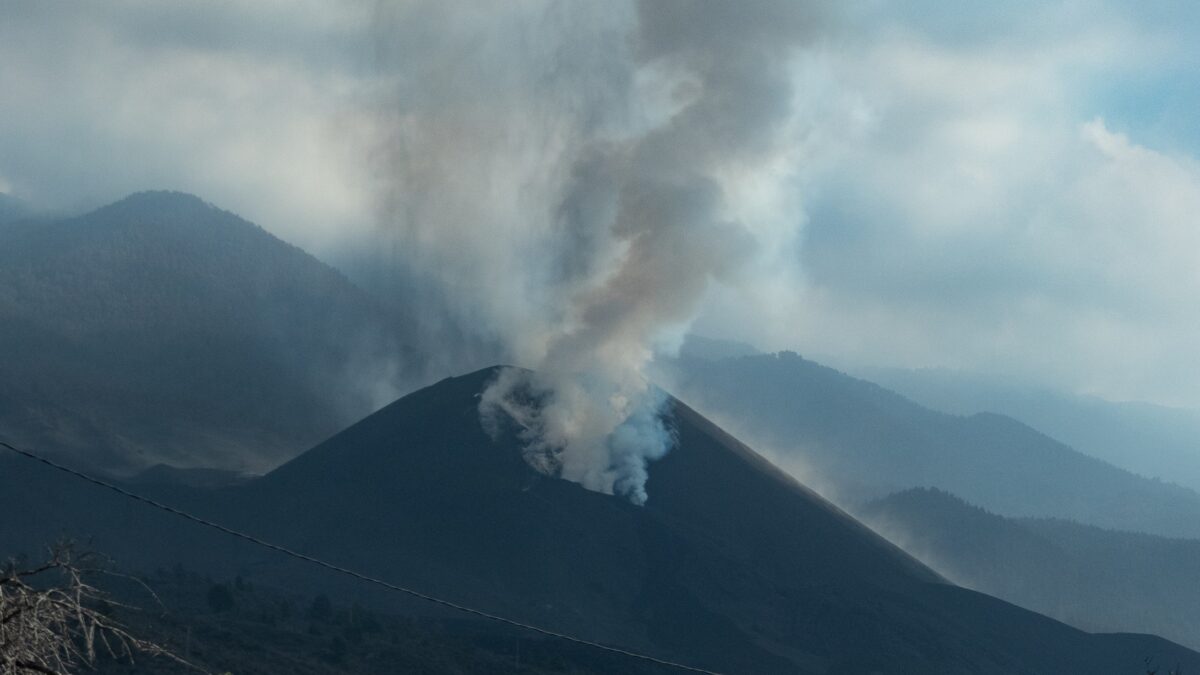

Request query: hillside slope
[
  {"left": 861, "top": 487, "right": 1200, "bottom": 651},
  {"left": 0, "top": 191, "right": 413, "bottom": 474},
  {"left": 660, "top": 351, "right": 1200, "bottom": 538},
  {"left": 860, "top": 366, "right": 1200, "bottom": 493},
  {"left": 3, "top": 367, "right": 1197, "bottom": 674}
]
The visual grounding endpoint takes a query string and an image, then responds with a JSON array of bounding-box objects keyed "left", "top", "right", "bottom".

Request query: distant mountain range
[
  {"left": 660, "top": 351, "right": 1200, "bottom": 538},
  {"left": 858, "top": 366, "right": 1200, "bottom": 493},
  {"left": 3, "top": 367, "right": 1195, "bottom": 674},
  {"left": 861, "top": 487, "right": 1200, "bottom": 652},
  {"left": 0, "top": 191, "right": 414, "bottom": 474},
  {"left": 0, "top": 192, "right": 33, "bottom": 224}
]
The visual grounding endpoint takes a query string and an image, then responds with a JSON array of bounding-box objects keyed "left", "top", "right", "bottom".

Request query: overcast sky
[{"left": 3, "top": 1, "right": 1199, "bottom": 408}]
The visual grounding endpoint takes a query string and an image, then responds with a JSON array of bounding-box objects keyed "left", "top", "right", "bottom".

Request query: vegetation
[
  {"left": 90, "top": 564, "right": 677, "bottom": 675},
  {"left": 2, "top": 542, "right": 675, "bottom": 675},
  {"left": 0, "top": 544, "right": 184, "bottom": 675}
]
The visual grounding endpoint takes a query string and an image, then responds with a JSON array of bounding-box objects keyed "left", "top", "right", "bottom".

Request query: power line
[{"left": 1, "top": 439, "right": 722, "bottom": 675}]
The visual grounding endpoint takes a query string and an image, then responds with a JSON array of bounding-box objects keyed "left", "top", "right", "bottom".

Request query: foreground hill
[
  {"left": 3, "top": 367, "right": 1197, "bottom": 673},
  {"left": 861, "top": 487, "right": 1200, "bottom": 652},
  {"left": 0, "top": 191, "right": 412, "bottom": 474},
  {"left": 93, "top": 566, "right": 679, "bottom": 675},
  {"left": 660, "top": 351, "right": 1200, "bottom": 538}
]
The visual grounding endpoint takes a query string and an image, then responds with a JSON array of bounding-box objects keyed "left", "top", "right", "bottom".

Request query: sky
[{"left": 2, "top": 0, "right": 1199, "bottom": 409}]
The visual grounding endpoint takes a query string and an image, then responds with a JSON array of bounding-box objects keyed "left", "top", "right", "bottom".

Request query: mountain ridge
[
  {"left": 859, "top": 365, "right": 1200, "bottom": 492},
  {"left": 660, "top": 351, "right": 1200, "bottom": 538},
  {"left": 861, "top": 486, "right": 1200, "bottom": 651},
  {"left": 4, "top": 366, "right": 1198, "bottom": 674},
  {"left": 0, "top": 190, "right": 414, "bottom": 474}
]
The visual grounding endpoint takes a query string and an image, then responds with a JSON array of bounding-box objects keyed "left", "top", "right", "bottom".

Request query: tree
[
  {"left": 206, "top": 583, "right": 234, "bottom": 613},
  {"left": 0, "top": 544, "right": 184, "bottom": 675},
  {"left": 1146, "top": 657, "right": 1183, "bottom": 675},
  {"left": 308, "top": 594, "right": 333, "bottom": 622},
  {"left": 325, "top": 636, "right": 348, "bottom": 664}
]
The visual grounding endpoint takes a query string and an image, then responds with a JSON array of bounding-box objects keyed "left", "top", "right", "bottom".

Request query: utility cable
[{"left": 1, "top": 439, "right": 721, "bottom": 674}]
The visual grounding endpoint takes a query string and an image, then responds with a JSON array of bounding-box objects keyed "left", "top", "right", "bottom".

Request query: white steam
[
  {"left": 370, "top": 1, "right": 823, "bottom": 502},
  {"left": 479, "top": 367, "right": 673, "bottom": 505}
]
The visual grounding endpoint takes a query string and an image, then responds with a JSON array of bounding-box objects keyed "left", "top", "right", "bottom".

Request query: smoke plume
[{"left": 370, "top": 1, "right": 822, "bottom": 503}]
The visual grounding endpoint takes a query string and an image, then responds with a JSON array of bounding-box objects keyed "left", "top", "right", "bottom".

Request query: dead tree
[{"left": 0, "top": 544, "right": 187, "bottom": 675}]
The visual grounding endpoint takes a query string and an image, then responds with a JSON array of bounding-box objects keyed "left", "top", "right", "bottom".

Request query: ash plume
[{"left": 369, "top": 1, "right": 823, "bottom": 503}]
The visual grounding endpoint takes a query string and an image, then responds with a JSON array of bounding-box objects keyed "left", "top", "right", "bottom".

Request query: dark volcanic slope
[
  {"left": 244, "top": 368, "right": 944, "bottom": 673},
  {"left": 0, "top": 191, "right": 412, "bottom": 474},
  {"left": 5, "top": 367, "right": 1196, "bottom": 674},
  {"left": 663, "top": 351, "right": 1200, "bottom": 538}
]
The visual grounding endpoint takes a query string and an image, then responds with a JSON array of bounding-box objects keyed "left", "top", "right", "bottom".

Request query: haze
[{"left": 4, "top": 1, "right": 1198, "bottom": 411}]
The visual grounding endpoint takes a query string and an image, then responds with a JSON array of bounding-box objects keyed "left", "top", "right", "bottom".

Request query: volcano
[
  {"left": 0, "top": 191, "right": 413, "bottom": 475},
  {"left": 4, "top": 366, "right": 1199, "bottom": 673}
]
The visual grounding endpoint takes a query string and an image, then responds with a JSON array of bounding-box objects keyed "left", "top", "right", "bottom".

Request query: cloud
[
  {"left": 698, "top": 9, "right": 1200, "bottom": 407},
  {"left": 0, "top": 0, "right": 373, "bottom": 250},
  {"left": 4, "top": 0, "right": 1200, "bottom": 411}
]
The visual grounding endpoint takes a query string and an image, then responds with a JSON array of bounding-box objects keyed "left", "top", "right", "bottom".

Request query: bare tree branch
[{"left": 0, "top": 542, "right": 198, "bottom": 675}]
